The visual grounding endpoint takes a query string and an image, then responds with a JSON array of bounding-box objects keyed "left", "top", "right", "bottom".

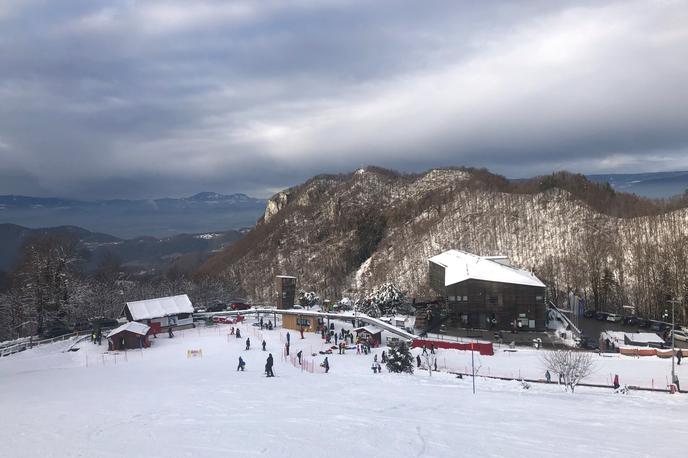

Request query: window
[
  {"left": 448, "top": 296, "right": 456, "bottom": 302},
  {"left": 535, "top": 295, "right": 543, "bottom": 301},
  {"left": 463, "top": 296, "right": 468, "bottom": 301},
  {"left": 296, "top": 318, "right": 310, "bottom": 327},
  {"left": 488, "top": 296, "right": 498, "bottom": 304}
]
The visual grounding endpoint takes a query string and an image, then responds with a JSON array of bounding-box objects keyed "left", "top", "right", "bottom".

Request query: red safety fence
[{"left": 412, "top": 339, "right": 494, "bottom": 356}]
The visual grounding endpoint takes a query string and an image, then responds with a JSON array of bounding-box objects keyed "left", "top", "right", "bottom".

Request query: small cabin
[
  {"left": 353, "top": 326, "right": 382, "bottom": 347},
  {"left": 107, "top": 322, "right": 152, "bottom": 351},
  {"left": 123, "top": 294, "right": 194, "bottom": 331}
]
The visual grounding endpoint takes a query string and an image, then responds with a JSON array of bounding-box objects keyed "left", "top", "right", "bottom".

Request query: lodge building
[{"left": 429, "top": 250, "right": 546, "bottom": 331}]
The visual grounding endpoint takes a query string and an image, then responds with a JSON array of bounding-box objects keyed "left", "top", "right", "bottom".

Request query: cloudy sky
[{"left": 1, "top": 0, "right": 687, "bottom": 199}]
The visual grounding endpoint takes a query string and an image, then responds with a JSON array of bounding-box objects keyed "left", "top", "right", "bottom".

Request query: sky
[{"left": 1, "top": 0, "right": 687, "bottom": 199}]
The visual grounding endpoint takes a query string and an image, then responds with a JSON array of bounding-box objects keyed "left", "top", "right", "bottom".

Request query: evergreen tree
[{"left": 386, "top": 341, "right": 414, "bottom": 374}]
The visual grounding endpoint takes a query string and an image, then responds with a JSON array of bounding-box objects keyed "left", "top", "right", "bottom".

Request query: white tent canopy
[
  {"left": 429, "top": 250, "right": 545, "bottom": 288},
  {"left": 125, "top": 294, "right": 194, "bottom": 321}
]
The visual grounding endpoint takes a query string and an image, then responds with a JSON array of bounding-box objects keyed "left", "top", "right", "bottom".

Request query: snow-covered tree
[
  {"left": 542, "top": 350, "right": 594, "bottom": 393},
  {"left": 298, "top": 290, "right": 320, "bottom": 309},
  {"left": 386, "top": 341, "right": 414, "bottom": 374},
  {"left": 359, "top": 283, "right": 406, "bottom": 317}
]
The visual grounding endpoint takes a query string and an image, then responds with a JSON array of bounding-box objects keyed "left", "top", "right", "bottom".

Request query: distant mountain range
[
  {"left": 586, "top": 171, "right": 688, "bottom": 198},
  {"left": 0, "top": 223, "right": 245, "bottom": 274},
  {"left": 0, "top": 192, "right": 266, "bottom": 239}
]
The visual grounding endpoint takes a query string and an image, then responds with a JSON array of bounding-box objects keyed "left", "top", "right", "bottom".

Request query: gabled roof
[
  {"left": 125, "top": 294, "right": 194, "bottom": 321},
  {"left": 429, "top": 250, "right": 545, "bottom": 288},
  {"left": 107, "top": 321, "right": 150, "bottom": 338},
  {"left": 353, "top": 326, "right": 382, "bottom": 335}
]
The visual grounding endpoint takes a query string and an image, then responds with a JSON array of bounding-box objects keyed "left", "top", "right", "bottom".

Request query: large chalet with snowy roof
[{"left": 428, "top": 250, "right": 546, "bottom": 331}]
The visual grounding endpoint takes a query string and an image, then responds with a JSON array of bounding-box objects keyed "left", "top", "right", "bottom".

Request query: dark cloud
[{"left": 0, "top": 0, "right": 687, "bottom": 199}]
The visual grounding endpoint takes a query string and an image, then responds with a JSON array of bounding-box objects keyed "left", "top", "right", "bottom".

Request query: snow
[
  {"left": 107, "top": 321, "right": 150, "bottom": 337},
  {"left": 602, "top": 331, "right": 664, "bottom": 346},
  {"left": 1, "top": 316, "right": 687, "bottom": 457},
  {"left": 429, "top": 250, "right": 546, "bottom": 288},
  {"left": 125, "top": 294, "right": 194, "bottom": 320}
]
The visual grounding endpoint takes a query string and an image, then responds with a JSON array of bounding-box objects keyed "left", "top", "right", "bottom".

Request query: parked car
[
  {"left": 595, "top": 312, "right": 609, "bottom": 321},
  {"left": 40, "top": 324, "right": 72, "bottom": 339},
  {"left": 606, "top": 313, "right": 623, "bottom": 323},
  {"left": 669, "top": 329, "right": 688, "bottom": 343},
  {"left": 91, "top": 318, "right": 120, "bottom": 331},
  {"left": 583, "top": 309, "right": 596, "bottom": 319},
  {"left": 205, "top": 303, "right": 227, "bottom": 313},
  {"left": 230, "top": 302, "right": 251, "bottom": 310},
  {"left": 648, "top": 320, "right": 671, "bottom": 332},
  {"left": 623, "top": 316, "right": 639, "bottom": 326},
  {"left": 637, "top": 318, "right": 651, "bottom": 328},
  {"left": 579, "top": 335, "right": 599, "bottom": 350}
]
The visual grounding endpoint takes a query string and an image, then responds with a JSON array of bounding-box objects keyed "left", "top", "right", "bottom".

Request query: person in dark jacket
[
  {"left": 416, "top": 355, "right": 422, "bottom": 368},
  {"left": 613, "top": 374, "right": 620, "bottom": 389},
  {"left": 236, "top": 328, "right": 241, "bottom": 339},
  {"left": 297, "top": 350, "right": 303, "bottom": 365},
  {"left": 266, "top": 353, "right": 275, "bottom": 377},
  {"left": 262, "top": 340, "right": 266, "bottom": 351},
  {"left": 245, "top": 337, "right": 251, "bottom": 350},
  {"left": 168, "top": 327, "right": 174, "bottom": 338},
  {"left": 322, "top": 356, "right": 330, "bottom": 373},
  {"left": 677, "top": 350, "right": 683, "bottom": 365},
  {"left": 381, "top": 351, "right": 387, "bottom": 363},
  {"left": 286, "top": 331, "right": 290, "bottom": 344},
  {"left": 237, "top": 356, "right": 246, "bottom": 371}
]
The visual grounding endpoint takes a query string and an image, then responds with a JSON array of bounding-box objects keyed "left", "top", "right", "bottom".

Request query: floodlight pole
[{"left": 670, "top": 299, "right": 677, "bottom": 388}]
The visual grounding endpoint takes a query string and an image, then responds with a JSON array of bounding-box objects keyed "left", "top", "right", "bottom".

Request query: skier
[
  {"left": 430, "top": 344, "right": 435, "bottom": 355},
  {"left": 374, "top": 354, "right": 378, "bottom": 363},
  {"left": 285, "top": 342, "right": 290, "bottom": 356},
  {"left": 381, "top": 351, "right": 387, "bottom": 363},
  {"left": 236, "top": 328, "right": 241, "bottom": 339},
  {"left": 268, "top": 320, "right": 273, "bottom": 330},
  {"left": 91, "top": 330, "right": 96, "bottom": 344},
  {"left": 545, "top": 370, "right": 551, "bottom": 383},
  {"left": 613, "top": 374, "right": 620, "bottom": 389},
  {"left": 286, "top": 331, "right": 290, "bottom": 345},
  {"left": 677, "top": 350, "right": 683, "bottom": 365},
  {"left": 422, "top": 345, "right": 428, "bottom": 355},
  {"left": 265, "top": 353, "right": 275, "bottom": 377},
  {"left": 260, "top": 317, "right": 264, "bottom": 329},
  {"left": 322, "top": 356, "right": 330, "bottom": 373},
  {"left": 245, "top": 337, "right": 251, "bottom": 350},
  {"left": 262, "top": 340, "right": 266, "bottom": 351},
  {"left": 237, "top": 356, "right": 246, "bottom": 371},
  {"left": 416, "top": 354, "right": 422, "bottom": 368},
  {"left": 334, "top": 333, "right": 338, "bottom": 345},
  {"left": 230, "top": 326, "right": 235, "bottom": 335},
  {"left": 300, "top": 327, "right": 304, "bottom": 339},
  {"left": 297, "top": 350, "right": 303, "bottom": 365},
  {"left": 376, "top": 362, "right": 382, "bottom": 373},
  {"left": 372, "top": 361, "right": 378, "bottom": 374},
  {"left": 168, "top": 327, "right": 174, "bottom": 338}
]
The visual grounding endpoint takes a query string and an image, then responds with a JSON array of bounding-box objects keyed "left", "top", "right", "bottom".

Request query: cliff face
[{"left": 200, "top": 167, "right": 688, "bottom": 319}]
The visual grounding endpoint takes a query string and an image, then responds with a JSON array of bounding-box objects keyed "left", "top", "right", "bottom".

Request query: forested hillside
[{"left": 200, "top": 167, "right": 688, "bottom": 322}]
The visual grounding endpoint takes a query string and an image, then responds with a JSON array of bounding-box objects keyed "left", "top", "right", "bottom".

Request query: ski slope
[{"left": 0, "top": 317, "right": 686, "bottom": 457}]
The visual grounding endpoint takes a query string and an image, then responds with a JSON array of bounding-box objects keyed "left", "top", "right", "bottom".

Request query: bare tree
[{"left": 541, "top": 350, "right": 594, "bottom": 393}]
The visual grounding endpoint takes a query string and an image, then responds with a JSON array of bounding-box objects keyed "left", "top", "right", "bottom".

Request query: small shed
[
  {"left": 353, "top": 326, "right": 383, "bottom": 347},
  {"left": 123, "top": 294, "right": 194, "bottom": 329},
  {"left": 107, "top": 322, "right": 151, "bottom": 351},
  {"left": 282, "top": 314, "right": 322, "bottom": 332}
]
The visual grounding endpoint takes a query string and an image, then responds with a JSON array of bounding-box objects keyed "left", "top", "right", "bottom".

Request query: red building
[{"left": 107, "top": 322, "right": 152, "bottom": 351}]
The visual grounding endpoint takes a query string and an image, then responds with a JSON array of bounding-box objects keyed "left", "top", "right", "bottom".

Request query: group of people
[
  {"left": 259, "top": 317, "right": 274, "bottom": 330},
  {"left": 90, "top": 329, "right": 103, "bottom": 345}
]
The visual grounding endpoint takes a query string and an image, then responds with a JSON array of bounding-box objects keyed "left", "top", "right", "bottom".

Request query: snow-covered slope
[{"left": 1, "top": 317, "right": 686, "bottom": 457}]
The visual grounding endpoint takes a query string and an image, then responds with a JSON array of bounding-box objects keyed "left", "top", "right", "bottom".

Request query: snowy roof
[
  {"left": 125, "top": 294, "right": 194, "bottom": 320},
  {"left": 601, "top": 331, "right": 663, "bottom": 345},
  {"left": 107, "top": 321, "right": 150, "bottom": 338},
  {"left": 353, "top": 326, "right": 382, "bottom": 335},
  {"left": 429, "top": 250, "right": 545, "bottom": 288},
  {"left": 276, "top": 275, "right": 296, "bottom": 279}
]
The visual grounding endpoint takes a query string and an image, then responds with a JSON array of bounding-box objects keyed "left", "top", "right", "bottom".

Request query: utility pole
[
  {"left": 471, "top": 343, "right": 476, "bottom": 394},
  {"left": 665, "top": 297, "right": 680, "bottom": 391}
]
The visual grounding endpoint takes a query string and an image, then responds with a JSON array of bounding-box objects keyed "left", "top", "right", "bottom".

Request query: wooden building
[
  {"left": 429, "top": 250, "right": 546, "bottom": 331},
  {"left": 282, "top": 313, "right": 323, "bottom": 332},
  {"left": 123, "top": 294, "right": 194, "bottom": 331},
  {"left": 276, "top": 275, "right": 296, "bottom": 309},
  {"left": 353, "top": 326, "right": 382, "bottom": 347},
  {"left": 107, "top": 322, "right": 152, "bottom": 351}
]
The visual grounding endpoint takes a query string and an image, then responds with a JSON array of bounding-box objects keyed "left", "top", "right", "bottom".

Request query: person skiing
[
  {"left": 376, "top": 361, "right": 382, "bottom": 374},
  {"left": 613, "top": 374, "right": 620, "bottom": 389},
  {"left": 297, "top": 350, "right": 303, "bottom": 365},
  {"left": 372, "top": 361, "right": 378, "bottom": 374},
  {"left": 300, "top": 327, "right": 304, "bottom": 339},
  {"left": 286, "top": 331, "right": 290, "bottom": 344},
  {"left": 677, "top": 350, "right": 683, "bottom": 365},
  {"left": 545, "top": 370, "right": 551, "bottom": 383},
  {"left": 381, "top": 351, "right": 387, "bottom": 363},
  {"left": 237, "top": 356, "right": 246, "bottom": 371},
  {"left": 430, "top": 344, "right": 435, "bottom": 355},
  {"left": 260, "top": 317, "right": 264, "bottom": 329},
  {"left": 322, "top": 356, "right": 330, "bottom": 373},
  {"left": 230, "top": 326, "right": 235, "bottom": 335},
  {"left": 268, "top": 320, "right": 273, "bottom": 330},
  {"left": 262, "top": 340, "right": 266, "bottom": 351},
  {"left": 334, "top": 333, "right": 338, "bottom": 345},
  {"left": 285, "top": 342, "right": 290, "bottom": 356},
  {"left": 236, "top": 328, "right": 241, "bottom": 339},
  {"left": 374, "top": 354, "right": 378, "bottom": 363},
  {"left": 422, "top": 345, "right": 428, "bottom": 355},
  {"left": 91, "top": 330, "right": 96, "bottom": 344},
  {"left": 245, "top": 337, "right": 251, "bottom": 350},
  {"left": 416, "top": 354, "right": 422, "bottom": 368},
  {"left": 265, "top": 353, "right": 274, "bottom": 377},
  {"left": 168, "top": 327, "right": 174, "bottom": 338}
]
